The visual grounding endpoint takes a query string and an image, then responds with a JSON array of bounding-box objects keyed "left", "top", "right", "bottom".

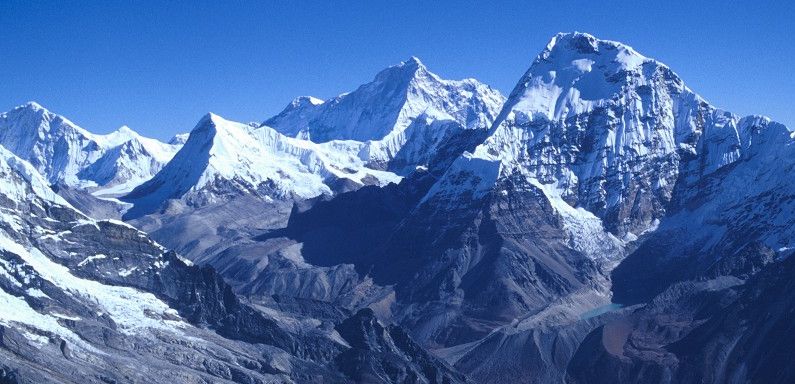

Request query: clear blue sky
[{"left": 1, "top": 1, "right": 793, "bottom": 140}]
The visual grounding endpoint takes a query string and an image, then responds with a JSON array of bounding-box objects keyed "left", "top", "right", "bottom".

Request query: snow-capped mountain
[
  {"left": 266, "top": 57, "right": 505, "bottom": 174},
  {"left": 0, "top": 145, "right": 466, "bottom": 383},
  {"left": 570, "top": 115, "right": 795, "bottom": 381},
  {"left": 235, "top": 32, "right": 795, "bottom": 384},
  {"left": 123, "top": 112, "right": 401, "bottom": 219},
  {"left": 3, "top": 30, "right": 795, "bottom": 384},
  {"left": 266, "top": 57, "right": 504, "bottom": 142},
  {"left": 0, "top": 102, "right": 182, "bottom": 196},
  {"left": 427, "top": 32, "right": 765, "bottom": 237},
  {"left": 121, "top": 59, "right": 506, "bottom": 260}
]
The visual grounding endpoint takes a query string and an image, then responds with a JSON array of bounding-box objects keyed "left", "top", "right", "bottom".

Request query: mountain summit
[
  {"left": 0, "top": 102, "right": 182, "bottom": 196},
  {"left": 122, "top": 112, "right": 400, "bottom": 219},
  {"left": 264, "top": 58, "right": 505, "bottom": 174},
  {"left": 428, "top": 31, "right": 778, "bottom": 237},
  {"left": 2, "top": 32, "right": 794, "bottom": 384},
  {"left": 261, "top": 33, "right": 795, "bottom": 384},
  {"left": 265, "top": 56, "right": 504, "bottom": 143}
]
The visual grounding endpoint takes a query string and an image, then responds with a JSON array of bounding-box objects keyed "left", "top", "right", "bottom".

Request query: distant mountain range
[{"left": 0, "top": 32, "right": 793, "bottom": 384}]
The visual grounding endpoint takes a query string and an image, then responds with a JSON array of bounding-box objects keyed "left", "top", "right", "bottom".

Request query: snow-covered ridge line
[
  {"left": 264, "top": 56, "right": 505, "bottom": 174},
  {"left": 0, "top": 145, "right": 73, "bottom": 208},
  {"left": 0, "top": 102, "right": 184, "bottom": 196},
  {"left": 122, "top": 112, "right": 402, "bottom": 218},
  {"left": 425, "top": 31, "right": 792, "bottom": 243},
  {"left": 0, "top": 148, "right": 188, "bottom": 353}
]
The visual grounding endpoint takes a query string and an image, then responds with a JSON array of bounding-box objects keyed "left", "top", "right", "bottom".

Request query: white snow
[
  {"left": 125, "top": 113, "right": 402, "bottom": 215},
  {"left": 26, "top": 288, "right": 48, "bottom": 298},
  {"left": 77, "top": 254, "right": 107, "bottom": 267},
  {"left": 420, "top": 152, "right": 502, "bottom": 204},
  {"left": 0, "top": 229, "right": 187, "bottom": 336},
  {"left": 267, "top": 57, "right": 504, "bottom": 142},
  {"left": 412, "top": 32, "right": 795, "bottom": 269},
  {"left": 0, "top": 103, "right": 183, "bottom": 197},
  {"left": 0, "top": 287, "right": 99, "bottom": 351},
  {"left": 0, "top": 146, "right": 72, "bottom": 207},
  {"left": 265, "top": 57, "right": 505, "bottom": 173},
  {"left": 529, "top": 178, "right": 625, "bottom": 263},
  {"left": 425, "top": 32, "right": 785, "bottom": 243}
]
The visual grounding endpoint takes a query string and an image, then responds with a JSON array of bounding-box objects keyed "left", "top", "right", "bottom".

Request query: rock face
[
  {"left": 611, "top": 116, "right": 795, "bottom": 304},
  {"left": 0, "top": 146, "right": 467, "bottom": 384},
  {"left": 565, "top": 114, "right": 795, "bottom": 384},
  {"left": 233, "top": 32, "right": 795, "bottom": 384},
  {"left": 0, "top": 102, "right": 182, "bottom": 196},
  {"left": 3, "top": 31, "right": 795, "bottom": 384},
  {"left": 122, "top": 59, "right": 505, "bottom": 265},
  {"left": 569, "top": 256, "right": 795, "bottom": 384},
  {"left": 334, "top": 309, "right": 471, "bottom": 384},
  {"left": 441, "top": 32, "right": 765, "bottom": 238}
]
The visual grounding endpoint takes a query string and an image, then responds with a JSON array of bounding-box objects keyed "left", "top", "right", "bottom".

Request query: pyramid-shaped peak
[
  {"left": 403, "top": 56, "right": 425, "bottom": 68},
  {"left": 99, "top": 125, "right": 142, "bottom": 147},
  {"left": 116, "top": 125, "right": 135, "bottom": 134},
  {"left": 22, "top": 101, "right": 46, "bottom": 111},
  {"left": 106, "top": 125, "right": 141, "bottom": 140},
  {"left": 187, "top": 112, "right": 253, "bottom": 144},
  {"left": 5, "top": 101, "right": 51, "bottom": 117},
  {"left": 374, "top": 56, "right": 431, "bottom": 82},
  {"left": 197, "top": 112, "right": 228, "bottom": 127}
]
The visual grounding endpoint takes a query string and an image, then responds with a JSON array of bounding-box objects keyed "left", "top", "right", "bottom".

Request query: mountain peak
[
  {"left": 537, "top": 32, "right": 650, "bottom": 69},
  {"left": 194, "top": 112, "right": 229, "bottom": 131},
  {"left": 168, "top": 132, "right": 190, "bottom": 146},
  {"left": 0, "top": 102, "right": 180, "bottom": 195},
  {"left": 404, "top": 55, "right": 425, "bottom": 68},
  {"left": 266, "top": 56, "right": 504, "bottom": 144},
  {"left": 373, "top": 56, "right": 430, "bottom": 83},
  {"left": 4, "top": 101, "right": 88, "bottom": 136},
  {"left": 110, "top": 124, "right": 140, "bottom": 138},
  {"left": 5, "top": 101, "right": 51, "bottom": 118},
  {"left": 545, "top": 32, "right": 601, "bottom": 54},
  {"left": 21, "top": 101, "right": 46, "bottom": 111},
  {"left": 492, "top": 32, "right": 669, "bottom": 125},
  {"left": 124, "top": 111, "right": 402, "bottom": 218},
  {"left": 201, "top": 112, "right": 220, "bottom": 123},
  {"left": 99, "top": 125, "right": 142, "bottom": 147},
  {"left": 116, "top": 125, "right": 135, "bottom": 134},
  {"left": 434, "top": 32, "right": 773, "bottom": 239}
]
